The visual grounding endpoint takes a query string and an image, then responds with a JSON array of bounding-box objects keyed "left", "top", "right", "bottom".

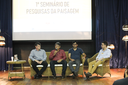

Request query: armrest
[
  {"left": 28, "top": 58, "right": 32, "bottom": 66},
  {"left": 81, "top": 56, "right": 85, "bottom": 65},
  {"left": 87, "top": 53, "right": 99, "bottom": 63},
  {"left": 101, "top": 58, "right": 110, "bottom": 64},
  {"left": 101, "top": 53, "right": 112, "bottom": 64}
]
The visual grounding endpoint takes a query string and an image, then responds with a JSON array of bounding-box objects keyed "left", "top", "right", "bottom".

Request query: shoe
[
  {"left": 84, "top": 76, "right": 89, "bottom": 80},
  {"left": 62, "top": 75, "right": 65, "bottom": 79},
  {"left": 84, "top": 72, "right": 87, "bottom": 75},
  {"left": 74, "top": 71, "right": 78, "bottom": 77},
  {"left": 53, "top": 75, "right": 56, "bottom": 79},
  {"left": 87, "top": 72, "right": 92, "bottom": 76},
  {"left": 72, "top": 74, "right": 75, "bottom": 79},
  {"left": 72, "top": 72, "right": 76, "bottom": 76},
  {"left": 72, "top": 72, "right": 76, "bottom": 79},
  {"left": 84, "top": 72, "right": 90, "bottom": 79},
  {"left": 34, "top": 74, "right": 40, "bottom": 79},
  {"left": 39, "top": 75, "right": 42, "bottom": 78}
]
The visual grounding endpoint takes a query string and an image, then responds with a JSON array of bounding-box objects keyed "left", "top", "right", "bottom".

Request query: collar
[
  {"left": 73, "top": 47, "right": 78, "bottom": 51},
  {"left": 55, "top": 49, "right": 60, "bottom": 51},
  {"left": 35, "top": 49, "right": 41, "bottom": 51},
  {"left": 102, "top": 48, "right": 108, "bottom": 51}
]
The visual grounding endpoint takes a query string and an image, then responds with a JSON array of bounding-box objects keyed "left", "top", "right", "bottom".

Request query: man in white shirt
[
  {"left": 85, "top": 41, "right": 111, "bottom": 79},
  {"left": 29, "top": 42, "right": 48, "bottom": 79}
]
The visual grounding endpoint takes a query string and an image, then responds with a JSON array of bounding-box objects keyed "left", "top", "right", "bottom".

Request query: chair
[{"left": 87, "top": 53, "right": 112, "bottom": 77}]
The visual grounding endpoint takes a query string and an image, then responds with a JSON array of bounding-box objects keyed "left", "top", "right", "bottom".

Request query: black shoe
[
  {"left": 74, "top": 71, "right": 78, "bottom": 77},
  {"left": 34, "top": 74, "right": 40, "bottom": 79},
  {"left": 62, "top": 75, "right": 65, "bottom": 79},
  {"left": 53, "top": 75, "right": 56, "bottom": 79},
  {"left": 72, "top": 72, "right": 76, "bottom": 76},
  {"left": 84, "top": 76, "right": 89, "bottom": 80},
  {"left": 72, "top": 72, "right": 76, "bottom": 79},
  {"left": 39, "top": 75, "right": 42, "bottom": 78},
  {"left": 84, "top": 72, "right": 89, "bottom": 79},
  {"left": 87, "top": 72, "right": 92, "bottom": 76},
  {"left": 72, "top": 74, "right": 75, "bottom": 79},
  {"left": 84, "top": 72, "right": 87, "bottom": 75}
]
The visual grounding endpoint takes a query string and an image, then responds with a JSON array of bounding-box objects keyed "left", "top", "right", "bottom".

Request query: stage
[{"left": 0, "top": 68, "right": 125, "bottom": 85}]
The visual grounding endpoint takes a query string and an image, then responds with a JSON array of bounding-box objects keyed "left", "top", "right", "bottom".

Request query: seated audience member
[
  {"left": 68, "top": 41, "right": 86, "bottom": 78},
  {"left": 113, "top": 65, "right": 128, "bottom": 85},
  {"left": 29, "top": 42, "right": 48, "bottom": 79},
  {"left": 124, "top": 65, "right": 128, "bottom": 78},
  {"left": 85, "top": 41, "right": 111, "bottom": 79},
  {"left": 49, "top": 42, "right": 67, "bottom": 79}
]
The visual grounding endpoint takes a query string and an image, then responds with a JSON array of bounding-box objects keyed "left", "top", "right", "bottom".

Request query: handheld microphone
[{"left": 56, "top": 48, "right": 58, "bottom": 51}]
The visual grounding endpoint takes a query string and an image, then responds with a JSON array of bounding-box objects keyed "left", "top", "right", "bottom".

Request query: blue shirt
[
  {"left": 68, "top": 47, "right": 84, "bottom": 60},
  {"left": 96, "top": 48, "right": 111, "bottom": 60},
  {"left": 29, "top": 49, "right": 47, "bottom": 61}
]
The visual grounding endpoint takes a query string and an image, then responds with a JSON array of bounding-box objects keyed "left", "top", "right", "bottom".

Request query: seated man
[
  {"left": 113, "top": 65, "right": 128, "bottom": 85},
  {"left": 49, "top": 42, "right": 67, "bottom": 79},
  {"left": 85, "top": 41, "right": 111, "bottom": 79},
  {"left": 29, "top": 42, "right": 48, "bottom": 79},
  {"left": 68, "top": 41, "right": 86, "bottom": 78}
]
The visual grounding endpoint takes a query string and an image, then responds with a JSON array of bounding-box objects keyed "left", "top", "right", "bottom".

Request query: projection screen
[{"left": 12, "top": 0, "right": 92, "bottom": 40}]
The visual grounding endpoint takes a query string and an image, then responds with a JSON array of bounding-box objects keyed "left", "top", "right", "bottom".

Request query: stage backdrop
[
  {"left": 0, "top": 0, "right": 13, "bottom": 71},
  {"left": 95, "top": 0, "right": 128, "bottom": 68}
]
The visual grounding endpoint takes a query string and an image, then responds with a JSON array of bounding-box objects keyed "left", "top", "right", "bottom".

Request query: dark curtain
[
  {"left": 0, "top": 0, "right": 12, "bottom": 71},
  {"left": 95, "top": 0, "right": 128, "bottom": 68}
]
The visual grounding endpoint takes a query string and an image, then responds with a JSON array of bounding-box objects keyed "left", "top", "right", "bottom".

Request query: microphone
[{"left": 56, "top": 48, "right": 58, "bottom": 51}]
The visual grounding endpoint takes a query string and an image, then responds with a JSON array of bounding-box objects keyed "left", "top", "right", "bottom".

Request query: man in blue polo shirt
[{"left": 68, "top": 41, "right": 86, "bottom": 78}]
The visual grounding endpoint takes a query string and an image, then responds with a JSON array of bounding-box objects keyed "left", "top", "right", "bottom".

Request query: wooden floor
[{"left": 0, "top": 68, "right": 125, "bottom": 85}]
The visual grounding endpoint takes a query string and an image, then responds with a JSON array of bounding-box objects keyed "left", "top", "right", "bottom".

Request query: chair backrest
[
  {"left": 87, "top": 53, "right": 98, "bottom": 63},
  {"left": 94, "top": 53, "right": 112, "bottom": 59},
  {"left": 109, "top": 53, "right": 112, "bottom": 59},
  {"left": 87, "top": 53, "right": 112, "bottom": 63},
  {"left": 29, "top": 51, "right": 84, "bottom": 64},
  {"left": 103, "top": 53, "right": 112, "bottom": 65}
]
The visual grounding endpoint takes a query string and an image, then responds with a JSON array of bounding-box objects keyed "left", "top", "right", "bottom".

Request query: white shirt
[
  {"left": 96, "top": 48, "right": 111, "bottom": 60},
  {"left": 29, "top": 49, "right": 47, "bottom": 61}
]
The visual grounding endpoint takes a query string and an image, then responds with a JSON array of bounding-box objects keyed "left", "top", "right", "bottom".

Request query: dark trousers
[
  {"left": 32, "top": 61, "right": 48, "bottom": 75},
  {"left": 68, "top": 59, "right": 80, "bottom": 73},
  {"left": 50, "top": 60, "right": 67, "bottom": 76}
]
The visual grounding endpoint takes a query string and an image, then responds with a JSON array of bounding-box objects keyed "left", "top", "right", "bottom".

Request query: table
[{"left": 6, "top": 60, "right": 26, "bottom": 80}]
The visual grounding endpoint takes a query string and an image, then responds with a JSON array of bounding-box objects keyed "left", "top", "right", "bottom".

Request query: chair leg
[
  {"left": 108, "top": 73, "right": 111, "bottom": 77},
  {"left": 31, "top": 75, "right": 34, "bottom": 79}
]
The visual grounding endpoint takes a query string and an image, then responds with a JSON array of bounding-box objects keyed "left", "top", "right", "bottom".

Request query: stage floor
[{"left": 0, "top": 68, "right": 125, "bottom": 85}]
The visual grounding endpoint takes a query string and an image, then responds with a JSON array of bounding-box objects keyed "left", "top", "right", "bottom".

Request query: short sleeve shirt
[{"left": 68, "top": 47, "right": 84, "bottom": 60}]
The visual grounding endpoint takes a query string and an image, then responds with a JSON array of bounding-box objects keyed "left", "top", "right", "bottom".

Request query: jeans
[{"left": 68, "top": 59, "right": 81, "bottom": 73}]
